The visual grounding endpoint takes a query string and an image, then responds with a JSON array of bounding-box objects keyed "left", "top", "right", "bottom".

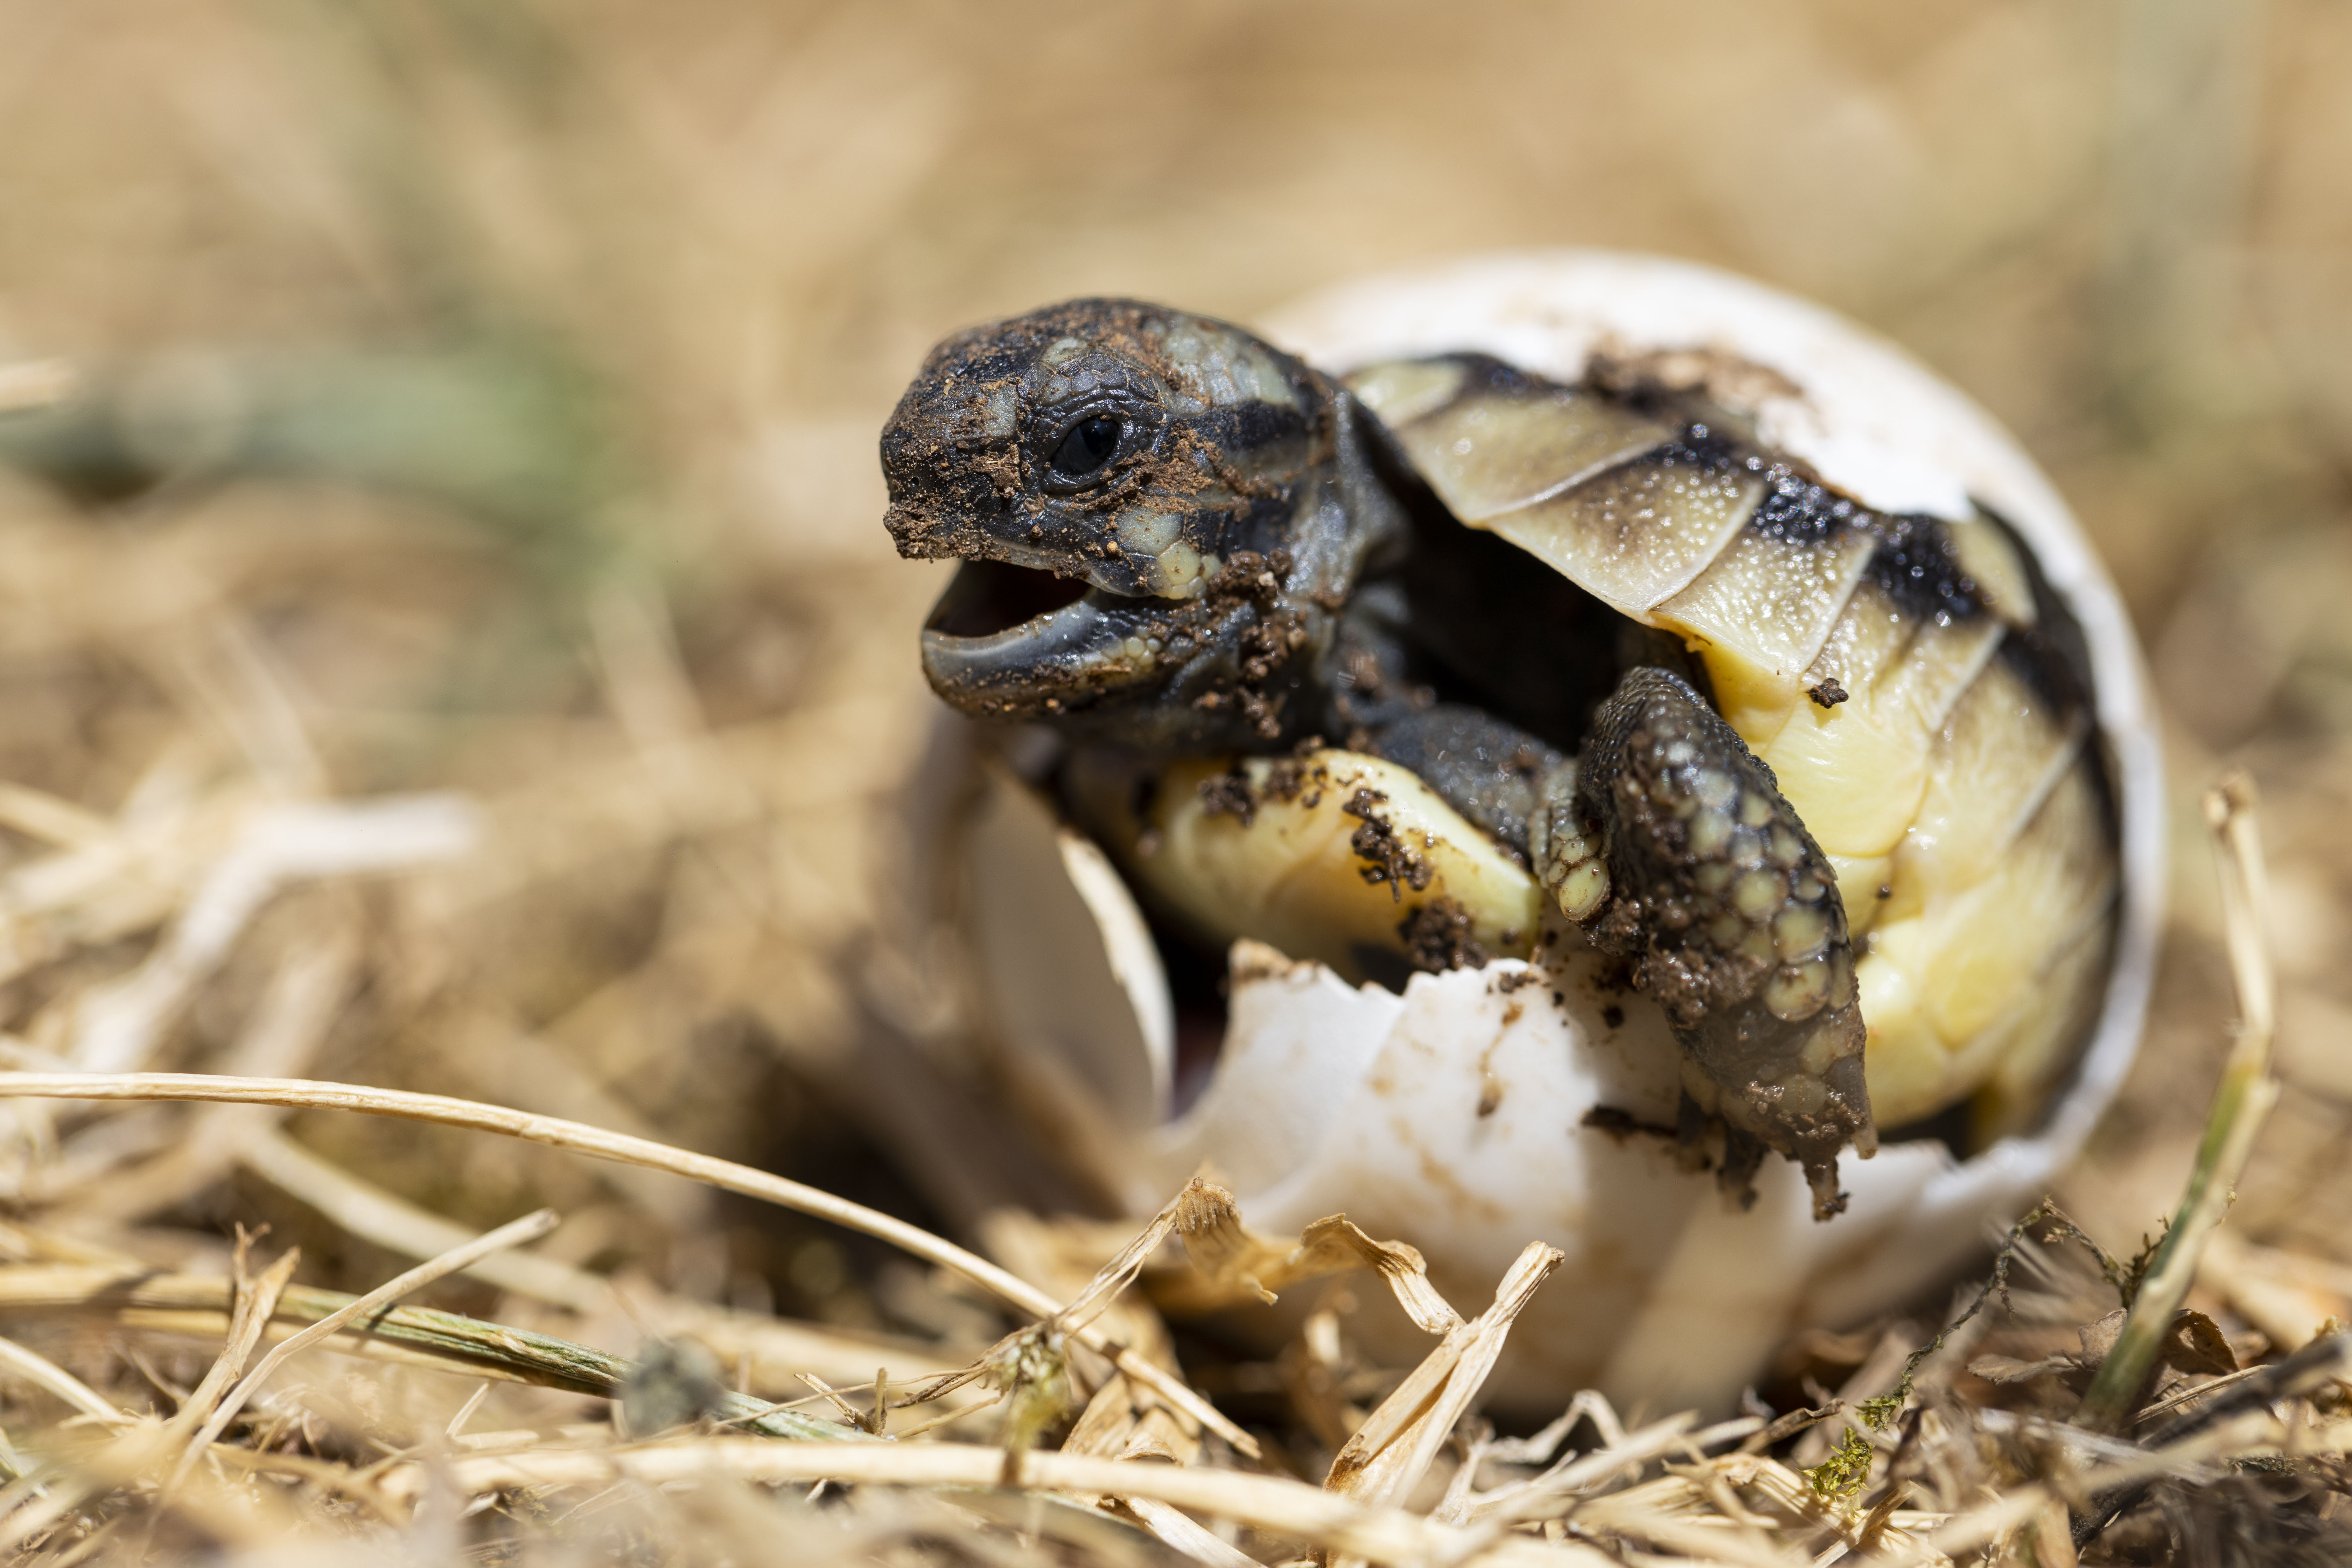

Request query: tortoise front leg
[{"left": 1557, "top": 666, "right": 1875, "bottom": 1219}]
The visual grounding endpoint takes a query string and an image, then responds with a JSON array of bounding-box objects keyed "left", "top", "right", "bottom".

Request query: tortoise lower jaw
[{"left": 919, "top": 560, "right": 1168, "bottom": 718}]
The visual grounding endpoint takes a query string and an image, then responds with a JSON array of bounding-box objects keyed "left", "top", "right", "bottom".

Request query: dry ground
[{"left": 0, "top": 2, "right": 2345, "bottom": 1561}]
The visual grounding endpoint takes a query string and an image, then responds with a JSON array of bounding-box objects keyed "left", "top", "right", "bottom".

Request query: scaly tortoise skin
[{"left": 880, "top": 300, "right": 2119, "bottom": 1220}]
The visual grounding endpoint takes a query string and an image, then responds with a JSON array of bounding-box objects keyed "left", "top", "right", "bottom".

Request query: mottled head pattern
[{"left": 882, "top": 301, "right": 1394, "bottom": 750}]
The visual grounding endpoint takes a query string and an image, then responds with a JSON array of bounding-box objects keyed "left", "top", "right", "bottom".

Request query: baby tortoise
[{"left": 881, "top": 300, "right": 2119, "bottom": 1220}]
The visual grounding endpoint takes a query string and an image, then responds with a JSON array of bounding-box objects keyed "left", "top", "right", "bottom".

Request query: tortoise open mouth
[
  {"left": 924, "top": 557, "right": 1093, "bottom": 639},
  {"left": 919, "top": 556, "right": 1173, "bottom": 715}
]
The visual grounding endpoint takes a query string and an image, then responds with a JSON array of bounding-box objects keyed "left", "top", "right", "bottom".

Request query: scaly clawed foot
[{"left": 1554, "top": 666, "right": 1875, "bottom": 1219}]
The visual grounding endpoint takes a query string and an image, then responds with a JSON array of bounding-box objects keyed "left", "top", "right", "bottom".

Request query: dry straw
[
  {"left": 0, "top": 1070, "right": 1252, "bottom": 1457},
  {"left": 0, "top": 810, "right": 2338, "bottom": 1568}
]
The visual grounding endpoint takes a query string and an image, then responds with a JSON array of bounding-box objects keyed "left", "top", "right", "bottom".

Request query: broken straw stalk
[{"left": 2077, "top": 770, "right": 2277, "bottom": 1432}]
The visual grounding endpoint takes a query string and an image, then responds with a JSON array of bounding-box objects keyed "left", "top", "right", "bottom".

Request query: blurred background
[{"left": 0, "top": 0, "right": 2347, "bottom": 1410}]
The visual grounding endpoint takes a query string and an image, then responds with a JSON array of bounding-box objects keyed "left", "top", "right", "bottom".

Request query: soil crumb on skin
[
  {"left": 1183, "top": 547, "right": 1306, "bottom": 740},
  {"left": 1494, "top": 968, "right": 1541, "bottom": 994},
  {"left": 1197, "top": 765, "right": 1258, "bottom": 826},
  {"left": 1398, "top": 895, "right": 1486, "bottom": 973},
  {"left": 1259, "top": 753, "right": 1315, "bottom": 805},
  {"left": 1581, "top": 1105, "right": 1685, "bottom": 1147},
  {"left": 1343, "top": 787, "right": 1433, "bottom": 898},
  {"left": 1195, "top": 750, "right": 1323, "bottom": 829},
  {"left": 1589, "top": 955, "right": 1636, "bottom": 995},
  {"left": 1807, "top": 678, "right": 1848, "bottom": 708}
]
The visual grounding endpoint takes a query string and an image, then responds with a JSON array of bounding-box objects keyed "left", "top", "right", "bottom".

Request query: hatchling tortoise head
[
  {"left": 881, "top": 287, "right": 2125, "bottom": 1225},
  {"left": 881, "top": 300, "right": 1386, "bottom": 751}
]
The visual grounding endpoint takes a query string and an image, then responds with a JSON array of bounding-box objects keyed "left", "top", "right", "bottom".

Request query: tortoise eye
[{"left": 1049, "top": 415, "right": 1123, "bottom": 481}]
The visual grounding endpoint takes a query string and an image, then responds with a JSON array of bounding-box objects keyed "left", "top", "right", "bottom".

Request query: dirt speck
[
  {"left": 1259, "top": 754, "right": 1318, "bottom": 805},
  {"left": 1581, "top": 1104, "right": 1683, "bottom": 1147},
  {"left": 1198, "top": 765, "right": 1258, "bottom": 825},
  {"left": 1398, "top": 896, "right": 1485, "bottom": 973},
  {"left": 1344, "top": 787, "right": 1433, "bottom": 899}
]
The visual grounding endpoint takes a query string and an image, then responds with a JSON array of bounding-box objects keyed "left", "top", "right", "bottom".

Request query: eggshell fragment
[{"left": 960, "top": 764, "right": 1172, "bottom": 1135}]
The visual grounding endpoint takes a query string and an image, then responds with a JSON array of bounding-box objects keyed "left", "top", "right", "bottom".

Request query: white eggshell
[
  {"left": 960, "top": 764, "right": 1172, "bottom": 1134},
  {"left": 946, "top": 251, "right": 2164, "bottom": 1414}
]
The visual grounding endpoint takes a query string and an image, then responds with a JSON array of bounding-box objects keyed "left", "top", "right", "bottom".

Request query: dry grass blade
[
  {"left": 0, "top": 1071, "right": 1253, "bottom": 1454},
  {"left": 1927, "top": 1407, "right": 2282, "bottom": 1555},
  {"left": 380, "top": 1439, "right": 1619, "bottom": 1567},
  {"left": 1147, "top": 1205, "right": 1467, "bottom": 1333},
  {"left": 0, "top": 779, "right": 111, "bottom": 848},
  {"left": 1459, "top": 1412, "right": 1703, "bottom": 1526},
  {"left": 0, "top": 1262, "right": 852, "bottom": 1439},
  {"left": 171, "top": 1243, "right": 301, "bottom": 1444},
  {"left": 164, "top": 1205, "right": 561, "bottom": 1488},
  {"left": 237, "top": 1127, "right": 962, "bottom": 1391},
  {"left": 1116, "top": 1495, "right": 1262, "bottom": 1568},
  {"left": 1568, "top": 1453, "right": 1890, "bottom": 1566},
  {"left": 66, "top": 795, "right": 477, "bottom": 1076},
  {"left": 1568, "top": 1498, "right": 1810, "bottom": 1568},
  {"left": 0, "top": 1246, "right": 300, "bottom": 1552},
  {"left": 0, "top": 1264, "right": 629, "bottom": 1395},
  {"left": 1328, "top": 1240, "right": 1563, "bottom": 1508},
  {"left": 236, "top": 1124, "right": 608, "bottom": 1314},
  {"left": 1110, "top": 1495, "right": 1260, "bottom": 1568},
  {"left": 2069, "top": 1330, "right": 2352, "bottom": 1549},
  {"left": 2078, "top": 770, "right": 2277, "bottom": 1431},
  {"left": 1052, "top": 1177, "right": 1214, "bottom": 1335},
  {"left": 0, "top": 1330, "right": 127, "bottom": 1426},
  {"left": 1290, "top": 1218, "right": 1465, "bottom": 1336}
]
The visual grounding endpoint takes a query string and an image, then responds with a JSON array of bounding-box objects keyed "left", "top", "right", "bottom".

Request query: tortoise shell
[{"left": 1342, "top": 349, "right": 2118, "bottom": 1134}]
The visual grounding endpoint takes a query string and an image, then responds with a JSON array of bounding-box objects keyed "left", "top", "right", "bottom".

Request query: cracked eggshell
[{"left": 941, "top": 251, "right": 2163, "bottom": 1416}]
